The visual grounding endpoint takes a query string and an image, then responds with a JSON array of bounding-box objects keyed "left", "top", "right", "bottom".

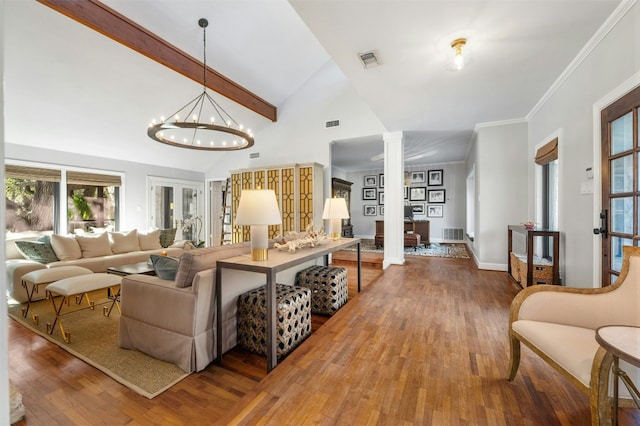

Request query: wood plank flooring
[{"left": 8, "top": 256, "right": 640, "bottom": 425}]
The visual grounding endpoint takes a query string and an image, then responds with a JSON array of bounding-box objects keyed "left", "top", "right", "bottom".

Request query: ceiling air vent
[
  {"left": 325, "top": 120, "right": 340, "bottom": 128},
  {"left": 358, "top": 50, "right": 381, "bottom": 68},
  {"left": 249, "top": 152, "right": 259, "bottom": 159}
]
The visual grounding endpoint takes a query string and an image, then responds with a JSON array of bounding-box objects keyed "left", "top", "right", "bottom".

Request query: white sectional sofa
[{"left": 6, "top": 229, "right": 184, "bottom": 303}]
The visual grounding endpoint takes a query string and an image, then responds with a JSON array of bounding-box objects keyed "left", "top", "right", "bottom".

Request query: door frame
[{"left": 592, "top": 71, "right": 640, "bottom": 287}]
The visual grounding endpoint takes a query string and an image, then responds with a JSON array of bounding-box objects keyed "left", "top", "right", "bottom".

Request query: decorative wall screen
[{"left": 230, "top": 163, "right": 323, "bottom": 243}]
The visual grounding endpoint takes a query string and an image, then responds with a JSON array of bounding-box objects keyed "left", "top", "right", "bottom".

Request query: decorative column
[{"left": 383, "top": 131, "right": 405, "bottom": 268}]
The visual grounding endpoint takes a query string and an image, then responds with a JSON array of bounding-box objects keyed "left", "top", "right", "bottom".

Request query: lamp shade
[
  {"left": 235, "top": 189, "right": 281, "bottom": 226},
  {"left": 322, "top": 197, "right": 350, "bottom": 220}
]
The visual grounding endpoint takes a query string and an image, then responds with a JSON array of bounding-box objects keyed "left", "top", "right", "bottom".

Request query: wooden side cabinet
[
  {"left": 375, "top": 220, "right": 430, "bottom": 247},
  {"left": 507, "top": 225, "right": 560, "bottom": 287}
]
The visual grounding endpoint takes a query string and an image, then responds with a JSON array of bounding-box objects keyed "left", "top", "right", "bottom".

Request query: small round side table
[{"left": 595, "top": 325, "right": 640, "bottom": 426}]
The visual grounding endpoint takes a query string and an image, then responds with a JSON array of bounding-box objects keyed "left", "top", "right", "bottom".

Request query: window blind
[
  {"left": 5, "top": 165, "right": 61, "bottom": 182},
  {"left": 67, "top": 171, "right": 121, "bottom": 186},
  {"left": 535, "top": 138, "right": 558, "bottom": 165}
]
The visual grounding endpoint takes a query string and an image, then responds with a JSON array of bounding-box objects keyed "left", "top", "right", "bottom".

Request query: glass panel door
[
  {"left": 149, "top": 178, "right": 204, "bottom": 244},
  {"left": 600, "top": 86, "right": 640, "bottom": 285}
]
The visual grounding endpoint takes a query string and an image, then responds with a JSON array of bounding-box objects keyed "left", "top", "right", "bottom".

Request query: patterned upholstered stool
[
  {"left": 295, "top": 265, "right": 348, "bottom": 316},
  {"left": 237, "top": 284, "right": 311, "bottom": 359}
]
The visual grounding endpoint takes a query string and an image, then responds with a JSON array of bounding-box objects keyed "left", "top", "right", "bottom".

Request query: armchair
[{"left": 508, "top": 245, "right": 640, "bottom": 425}]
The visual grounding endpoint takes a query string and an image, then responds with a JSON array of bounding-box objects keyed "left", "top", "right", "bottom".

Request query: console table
[
  {"left": 507, "top": 225, "right": 560, "bottom": 287},
  {"left": 215, "top": 238, "right": 361, "bottom": 373},
  {"left": 595, "top": 326, "right": 640, "bottom": 425}
]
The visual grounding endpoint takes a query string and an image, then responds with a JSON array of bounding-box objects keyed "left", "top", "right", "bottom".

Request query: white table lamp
[
  {"left": 235, "top": 189, "right": 281, "bottom": 260},
  {"left": 322, "top": 197, "right": 350, "bottom": 240}
]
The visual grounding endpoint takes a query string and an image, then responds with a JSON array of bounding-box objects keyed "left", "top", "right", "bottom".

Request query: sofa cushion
[
  {"left": 14, "top": 239, "right": 59, "bottom": 264},
  {"left": 138, "top": 229, "right": 162, "bottom": 251},
  {"left": 109, "top": 230, "right": 140, "bottom": 254},
  {"left": 51, "top": 234, "right": 82, "bottom": 260},
  {"left": 150, "top": 255, "right": 180, "bottom": 280},
  {"left": 76, "top": 232, "right": 113, "bottom": 258},
  {"left": 159, "top": 228, "right": 177, "bottom": 248},
  {"left": 174, "top": 242, "right": 250, "bottom": 288}
]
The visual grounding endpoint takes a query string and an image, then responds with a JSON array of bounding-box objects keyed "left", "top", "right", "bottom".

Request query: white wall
[
  {"left": 0, "top": 0, "right": 11, "bottom": 421},
  {"left": 467, "top": 121, "right": 528, "bottom": 269},
  {"left": 528, "top": 1, "right": 640, "bottom": 287},
  {"left": 346, "top": 162, "right": 466, "bottom": 241},
  {"left": 204, "top": 61, "right": 387, "bottom": 201},
  {"left": 5, "top": 143, "right": 204, "bottom": 231}
]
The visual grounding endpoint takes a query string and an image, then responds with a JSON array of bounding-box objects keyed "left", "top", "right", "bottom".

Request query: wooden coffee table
[{"left": 106, "top": 262, "right": 156, "bottom": 277}]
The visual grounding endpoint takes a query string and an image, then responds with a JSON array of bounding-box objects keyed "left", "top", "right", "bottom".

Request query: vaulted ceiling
[{"left": 4, "top": 0, "right": 623, "bottom": 172}]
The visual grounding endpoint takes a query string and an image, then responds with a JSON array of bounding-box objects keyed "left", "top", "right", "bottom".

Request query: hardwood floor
[{"left": 8, "top": 256, "right": 640, "bottom": 425}]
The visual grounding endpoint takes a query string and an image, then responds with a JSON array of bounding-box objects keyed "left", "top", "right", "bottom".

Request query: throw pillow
[
  {"left": 15, "top": 240, "right": 59, "bottom": 264},
  {"left": 159, "top": 228, "right": 177, "bottom": 248},
  {"left": 109, "top": 229, "right": 140, "bottom": 254},
  {"left": 75, "top": 232, "right": 113, "bottom": 258},
  {"left": 50, "top": 234, "right": 82, "bottom": 260},
  {"left": 150, "top": 255, "right": 180, "bottom": 280},
  {"left": 138, "top": 229, "right": 162, "bottom": 250}
]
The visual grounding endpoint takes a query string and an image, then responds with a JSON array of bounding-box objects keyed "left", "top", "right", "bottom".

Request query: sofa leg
[
  {"left": 507, "top": 333, "right": 521, "bottom": 381},
  {"left": 590, "top": 346, "right": 614, "bottom": 426}
]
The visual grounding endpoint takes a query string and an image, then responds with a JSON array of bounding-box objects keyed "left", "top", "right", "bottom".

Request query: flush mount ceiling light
[
  {"left": 148, "top": 18, "right": 254, "bottom": 151},
  {"left": 447, "top": 38, "right": 470, "bottom": 71}
]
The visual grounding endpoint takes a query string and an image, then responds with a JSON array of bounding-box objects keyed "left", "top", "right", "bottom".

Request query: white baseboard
[{"left": 477, "top": 262, "right": 508, "bottom": 271}]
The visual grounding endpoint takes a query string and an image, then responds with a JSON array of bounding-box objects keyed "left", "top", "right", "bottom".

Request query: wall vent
[
  {"left": 443, "top": 228, "right": 464, "bottom": 241},
  {"left": 358, "top": 50, "right": 381, "bottom": 68},
  {"left": 249, "top": 152, "right": 259, "bottom": 159},
  {"left": 325, "top": 120, "right": 340, "bottom": 128}
]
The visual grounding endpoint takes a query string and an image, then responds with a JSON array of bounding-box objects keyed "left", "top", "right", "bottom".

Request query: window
[
  {"left": 66, "top": 171, "right": 121, "bottom": 234},
  {"left": 535, "top": 138, "right": 559, "bottom": 259},
  {"left": 5, "top": 165, "right": 60, "bottom": 236},
  {"left": 541, "top": 159, "right": 558, "bottom": 257},
  {"left": 5, "top": 164, "right": 122, "bottom": 238}
]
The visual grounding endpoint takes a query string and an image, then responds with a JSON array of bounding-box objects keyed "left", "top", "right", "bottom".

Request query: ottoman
[
  {"left": 237, "top": 284, "right": 311, "bottom": 359},
  {"left": 295, "top": 265, "right": 348, "bottom": 316}
]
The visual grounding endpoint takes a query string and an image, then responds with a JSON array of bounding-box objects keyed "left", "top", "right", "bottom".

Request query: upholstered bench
[
  {"left": 295, "top": 265, "right": 348, "bottom": 316},
  {"left": 45, "top": 273, "right": 122, "bottom": 342},
  {"left": 237, "top": 284, "right": 311, "bottom": 359},
  {"left": 20, "top": 266, "right": 93, "bottom": 324}
]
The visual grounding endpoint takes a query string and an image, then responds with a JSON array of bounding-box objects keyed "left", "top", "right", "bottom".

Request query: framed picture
[
  {"left": 378, "top": 206, "right": 384, "bottom": 216},
  {"left": 363, "top": 175, "right": 377, "bottom": 187},
  {"left": 428, "top": 169, "right": 443, "bottom": 186},
  {"left": 427, "top": 204, "right": 444, "bottom": 218},
  {"left": 378, "top": 191, "right": 384, "bottom": 205},
  {"left": 410, "top": 203, "right": 425, "bottom": 214},
  {"left": 409, "top": 186, "right": 426, "bottom": 201},
  {"left": 363, "top": 205, "right": 377, "bottom": 216},
  {"left": 404, "top": 186, "right": 409, "bottom": 200},
  {"left": 379, "top": 174, "right": 384, "bottom": 188},
  {"left": 362, "top": 188, "right": 377, "bottom": 200},
  {"left": 410, "top": 171, "right": 426, "bottom": 184},
  {"left": 428, "top": 189, "right": 446, "bottom": 203}
]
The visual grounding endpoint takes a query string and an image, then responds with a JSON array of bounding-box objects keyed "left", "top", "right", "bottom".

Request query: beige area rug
[{"left": 8, "top": 293, "right": 189, "bottom": 399}]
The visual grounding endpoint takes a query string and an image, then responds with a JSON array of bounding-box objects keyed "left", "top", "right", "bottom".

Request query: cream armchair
[{"left": 508, "top": 245, "right": 640, "bottom": 426}]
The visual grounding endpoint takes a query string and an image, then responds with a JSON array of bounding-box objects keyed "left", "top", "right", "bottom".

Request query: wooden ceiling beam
[{"left": 37, "top": 0, "right": 277, "bottom": 122}]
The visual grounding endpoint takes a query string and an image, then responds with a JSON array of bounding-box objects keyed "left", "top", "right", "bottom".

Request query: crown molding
[{"left": 526, "top": 0, "right": 637, "bottom": 120}]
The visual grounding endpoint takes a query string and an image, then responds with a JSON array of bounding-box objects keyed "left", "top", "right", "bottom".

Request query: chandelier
[{"left": 148, "top": 18, "right": 254, "bottom": 151}]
